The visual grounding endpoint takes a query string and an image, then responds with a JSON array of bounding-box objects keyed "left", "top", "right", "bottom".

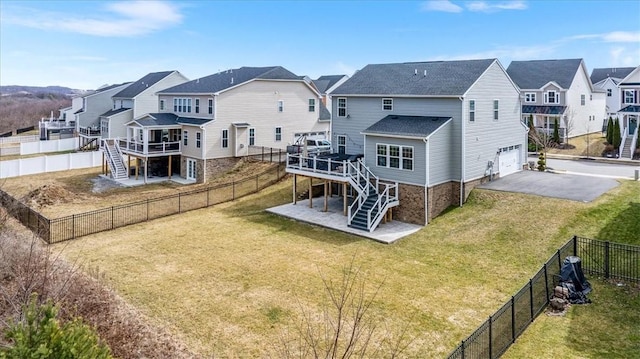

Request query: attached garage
[{"left": 498, "top": 145, "right": 521, "bottom": 177}]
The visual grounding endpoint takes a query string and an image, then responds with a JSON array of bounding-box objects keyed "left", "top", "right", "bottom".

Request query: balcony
[
  {"left": 78, "top": 126, "right": 101, "bottom": 137},
  {"left": 118, "top": 139, "right": 181, "bottom": 156}
]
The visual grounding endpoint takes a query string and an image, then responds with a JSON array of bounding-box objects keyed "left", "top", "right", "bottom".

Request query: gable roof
[
  {"left": 113, "top": 71, "right": 176, "bottom": 98},
  {"left": 590, "top": 67, "right": 636, "bottom": 85},
  {"left": 94, "top": 82, "right": 132, "bottom": 94},
  {"left": 100, "top": 107, "right": 132, "bottom": 117},
  {"left": 362, "top": 115, "right": 452, "bottom": 138},
  {"left": 506, "top": 59, "right": 582, "bottom": 89},
  {"left": 128, "top": 113, "right": 213, "bottom": 127},
  {"left": 331, "top": 59, "right": 495, "bottom": 96},
  {"left": 313, "top": 75, "right": 347, "bottom": 93},
  {"left": 159, "top": 66, "right": 300, "bottom": 94}
]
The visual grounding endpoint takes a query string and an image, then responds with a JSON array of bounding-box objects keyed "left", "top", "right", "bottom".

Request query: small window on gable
[
  {"left": 278, "top": 100, "right": 284, "bottom": 112},
  {"left": 195, "top": 98, "right": 200, "bottom": 113},
  {"left": 159, "top": 99, "right": 165, "bottom": 111},
  {"left": 308, "top": 99, "right": 315, "bottom": 112},
  {"left": 493, "top": 100, "right": 499, "bottom": 120},
  {"left": 545, "top": 91, "right": 558, "bottom": 104},
  {"left": 469, "top": 100, "right": 475, "bottom": 122},
  {"left": 382, "top": 98, "right": 393, "bottom": 111},
  {"left": 607, "top": 89, "right": 612, "bottom": 97},
  {"left": 208, "top": 98, "right": 213, "bottom": 115},
  {"left": 525, "top": 93, "right": 536, "bottom": 103}
]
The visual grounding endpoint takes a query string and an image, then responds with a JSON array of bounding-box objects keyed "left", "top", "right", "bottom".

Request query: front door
[
  {"left": 629, "top": 117, "right": 638, "bottom": 136},
  {"left": 186, "top": 158, "right": 197, "bottom": 180}
]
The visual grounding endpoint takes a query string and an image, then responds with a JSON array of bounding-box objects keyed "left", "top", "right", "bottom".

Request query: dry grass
[
  {"left": 0, "top": 160, "right": 279, "bottom": 217},
  {"left": 54, "top": 175, "right": 640, "bottom": 357},
  {"left": 546, "top": 133, "right": 607, "bottom": 157}
]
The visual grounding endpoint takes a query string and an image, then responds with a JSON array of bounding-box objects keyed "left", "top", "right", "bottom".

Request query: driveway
[{"left": 477, "top": 170, "right": 620, "bottom": 202}]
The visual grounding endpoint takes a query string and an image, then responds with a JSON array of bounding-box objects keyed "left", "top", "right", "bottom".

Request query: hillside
[
  {"left": 0, "top": 85, "right": 85, "bottom": 97},
  {"left": 0, "top": 92, "right": 72, "bottom": 135}
]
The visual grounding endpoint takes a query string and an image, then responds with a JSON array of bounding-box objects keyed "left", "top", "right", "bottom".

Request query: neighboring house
[
  {"left": 111, "top": 66, "right": 327, "bottom": 183},
  {"left": 97, "top": 71, "right": 189, "bottom": 142},
  {"left": 507, "top": 59, "right": 606, "bottom": 140},
  {"left": 590, "top": 67, "right": 636, "bottom": 118},
  {"left": 72, "top": 83, "right": 131, "bottom": 148},
  {"left": 616, "top": 66, "right": 640, "bottom": 159},
  {"left": 287, "top": 59, "right": 526, "bottom": 231},
  {"left": 312, "top": 75, "right": 349, "bottom": 117}
]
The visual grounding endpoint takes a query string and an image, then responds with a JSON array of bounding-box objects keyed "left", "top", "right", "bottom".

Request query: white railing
[
  {"left": 102, "top": 139, "right": 127, "bottom": 179},
  {"left": 117, "top": 138, "right": 181, "bottom": 155},
  {"left": 78, "top": 126, "right": 101, "bottom": 137},
  {"left": 619, "top": 126, "right": 628, "bottom": 158},
  {"left": 366, "top": 183, "right": 399, "bottom": 232}
]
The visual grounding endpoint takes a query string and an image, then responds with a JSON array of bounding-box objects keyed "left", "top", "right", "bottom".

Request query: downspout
[
  {"left": 459, "top": 96, "right": 465, "bottom": 207},
  {"left": 423, "top": 137, "right": 429, "bottom": 225},
  {"left": 201, "top": 124, "right": 207, "bottom": 182}
]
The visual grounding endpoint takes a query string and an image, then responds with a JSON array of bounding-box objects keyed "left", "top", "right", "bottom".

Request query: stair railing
[
  {"left": 366, "top": 182, "right": 399, "bottom": 232},
  {"left": 619, "top": 126, "right": 628, "bottom": 158},
  {"left": 629, "top": 127, "right": 638, "bottom": 159}
]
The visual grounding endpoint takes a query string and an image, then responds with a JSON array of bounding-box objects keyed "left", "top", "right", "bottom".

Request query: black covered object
[{"left": 560, "top": 256, "right": 592, "bottom": 304}]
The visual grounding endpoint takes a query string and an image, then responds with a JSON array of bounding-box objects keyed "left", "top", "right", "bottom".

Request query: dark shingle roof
[
  {"left": 332, "top": 59, "right": 495, "bottom": 96},
  {"left": 113, "top": 71, "right": 175, "bottom": 98},
  {"left": 506, "top": 59, "right": 582, "bottom": 89},
  {"left": 95, "top": 82, "right": 132, "bottom": 94},
  {"left": 362, "top": 115, "right": 451, "bottom": 138},
  {"left": 159, "top": 66, "right": 300, "bottom": 94},
  {"left": 590, "top": 67, "right": 636, "bottom": 84},
  {"left": 132, "top": 113, "right": 212, "bottom": 127},
  {"left": 319, "top": 103, "right": 331, "bottom": 121},
  {"left": 313, "top": 75, "right": 347, "bottom": 93},
  {"left": 522, "top": 105, "right": 567, "bottom": 115},
  {"left": 100, "top": 108, "right": 132, "bottom": 117},
  {"left": 619, "top": 105, "right": 640, "bottom": 113}
]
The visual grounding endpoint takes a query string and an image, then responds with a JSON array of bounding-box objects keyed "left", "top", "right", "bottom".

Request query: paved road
[{"left": 529, "top": 156, "right": 640, "bottom": 179}]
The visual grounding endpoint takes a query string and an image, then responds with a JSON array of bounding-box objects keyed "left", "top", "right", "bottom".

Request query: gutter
[{"left": 459, "top": 96, "right": 465, "bottom": 207}]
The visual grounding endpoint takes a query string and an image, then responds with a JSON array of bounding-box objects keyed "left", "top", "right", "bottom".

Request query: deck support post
[
  {"left": 144, "top": 159, "right": 148, "bottom": 184},
  {"left": 323, "top": 181, "right": 328, "bottom": 212},
  {"left": 127, "top": 154, "right": 131, "bottom": 178},
  {"left": 135, "top": 158, "right": 139, "bottom": 180},
  {"left": 308, "top": 178, "right": 313, "bottom": 208},
  {"left": 293, "top": 174, "right": 297, "bottom": 205},
  {"left": 102, "top": 152, "right": 105, "bottom": 174},
  {"left": 168, "top": 155, "right": 172, "bottom": 180},
  {"left": 343, "top": 182, "right": 347, "bottom": 216}
]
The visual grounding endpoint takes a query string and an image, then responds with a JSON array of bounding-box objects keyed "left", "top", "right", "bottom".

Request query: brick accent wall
[
  {"left": 395, "top": 183, "right": 426, "bottom": 225},
  {"left": 427, "top": 182, "right": 456, "bottom": 222}
]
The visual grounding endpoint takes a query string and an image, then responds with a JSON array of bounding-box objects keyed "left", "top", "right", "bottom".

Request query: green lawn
[{"left": 56, "top": 178, "right": 640, "bottom": 358}]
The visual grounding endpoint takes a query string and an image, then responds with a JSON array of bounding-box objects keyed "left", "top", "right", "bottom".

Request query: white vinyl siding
[{"left": 469, "top": 100, "right": 475, "bottom": 122}]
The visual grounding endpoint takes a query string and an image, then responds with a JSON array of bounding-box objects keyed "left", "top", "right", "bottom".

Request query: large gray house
[{"left": 287, "top": 58, "right": 527, "bottom": 231}]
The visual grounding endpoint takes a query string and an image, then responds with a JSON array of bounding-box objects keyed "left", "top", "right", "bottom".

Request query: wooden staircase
[
  {"left": 102, "top": 139, "right": 128, "bottom": 180},
  {"left": 346, "top": 160, "right": 398, "bottom": 232}
]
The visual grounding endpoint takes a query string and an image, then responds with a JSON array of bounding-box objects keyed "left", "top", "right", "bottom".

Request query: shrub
[
  {"left": 537, "top": 152, "right": 546, "bottom": 172},
  {"left": 1, "top": 295, "right": 112, "bottom": 359},
  {"left": 552, "top": 118, "right": 560, "bottom": 143},
  {"left": 612, "top": 118, "right": 621, "bottom": 149}
]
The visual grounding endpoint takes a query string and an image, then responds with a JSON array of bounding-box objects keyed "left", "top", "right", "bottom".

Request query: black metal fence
[
  {"left": 0, "top": 131, "right": 12, "bottom": 137},
  {"left": 0, "top": 163, "right": 287, "bottom": 244},
  {"left": 16, "top": 125, "right": 35, "bottom": 134},
  {"left": 447, "top": 236, "right": 640, "bottom": 359},
  {"left": 246, "top": 145, "right": 286, "bottom": 163}
]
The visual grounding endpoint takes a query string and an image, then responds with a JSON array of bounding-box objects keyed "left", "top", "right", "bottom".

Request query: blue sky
[{"left": 1, "top": 0, "right": 639, "bottom": 89}]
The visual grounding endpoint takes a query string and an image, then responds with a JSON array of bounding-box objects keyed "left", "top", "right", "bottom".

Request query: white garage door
[{"left": 499, "top": 148, "right": 520, "bottom": 177}]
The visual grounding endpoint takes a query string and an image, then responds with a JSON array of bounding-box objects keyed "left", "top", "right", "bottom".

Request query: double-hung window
[
  {"left": 159, "top": 99, "right": 165, "bottom": 111},
  {"left": 173, "top": 98, "right": 192, "bottom": 113},
  {"left": 308, "top": 99, "right": 315, "bottom": 112},
  {"left": 208, "top": 98, "right": 213, "bottom": 114},
  {"left": 337, "top": 98, "right": 347, "bottom": 117},
  {"left": 376, "top": 144, "right": 413, "bottom": 170},
  {"left": 525, "top": 93, "right": 536, "bottom": 103},
  {"left": 469, "top": 100, "right": 475, "bottom": 122},
  {"left": 195, "top": 99, "right": 200, "bottom": 113},
  {"left": 275, "top": 127, "right": 282, "bottom": 141},
  {"left": 493, "top": 100, "right": 499, "bottom": 120},
  {"left": 624, "top": 90, "right": 635, "bottom": 104},
  {"left": 249, "top": 128, "right": 255, "bottom": 146},
  {"left": 607, "top": 89, "right": 612, "bottom": 97},
  {"left": 277, "top": 100, "right": 284, "bottom": 112},
  {"left": 337, "top": 135, "right": 346, "bottom": 154},
  {"left": 382, "top": 98, "right": 393, "bottom": 111},
  {"left": 581, "top": 94, "right": 585, "bottom": 106},
  {"left": 545, "top": 91, "right": 558, "bottom": 104},
  {"left": 183, "top": 130, "right": 188, "bottom": 146}
]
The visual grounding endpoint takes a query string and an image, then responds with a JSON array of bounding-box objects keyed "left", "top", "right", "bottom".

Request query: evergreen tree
[
  {"left": 537, "top": 152, "right": 546, "bottom": 171},
  {"left": 552, "top": 117, "right": 560, "bottom": 143},
  {"left": 606, "top": 116, "right": 614, "bottom": 145},
  {"left": 612, "top": 118, "right": 621, "bottom": 149}
]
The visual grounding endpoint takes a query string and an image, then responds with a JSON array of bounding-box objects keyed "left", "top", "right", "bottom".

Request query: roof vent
[
  {"left": 414, "top": 69, "right": 417, "bottom": 76},
  {"left": 424, "top": 70, "right": 427, "bottom": 77},
  {"left": 230, "top": 77, "right": 234, "bottom": 85}
]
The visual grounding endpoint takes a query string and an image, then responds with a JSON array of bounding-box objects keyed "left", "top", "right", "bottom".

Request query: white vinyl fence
[
  {"left": 0, "top": 151, "right": 103, "bottom": 179},
  {"left": 21, "top": 137, "right": 78, "bottom": 155},
  {"left": 0, "top": 135, "right": 39, "bottom": 145}
]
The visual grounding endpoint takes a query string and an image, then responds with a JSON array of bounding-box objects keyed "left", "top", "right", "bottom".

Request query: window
[
  {"left": 277, "top": 100, "right": 284, "bottom": 112},
  {"left": 275, "top": 127, "right": 282, "bottom": 141},
  {"left": 196, "top": 132, "right": 201, "bottom": 148},
  {"left": 183, "top": 130, "right": 188, "bottom": 146},
  {"left": 624, "top": 90, "right": 635, "bottom": 104},
  {"left": 607, "top": 89, "right": 612, "bottom": 97},
  {"left": 195, "top": 99, "right": 200, "bottom": 114},
  {"left": 525, "top": 93, "right": 536, "bottom": 103},
  {"left": 581, "top": 94, "right": 585, "bottom": 106},
  {"left": 376, "top": 143, "right": 413, "bottom": 170},
  {"left": 208, "top": 98, "right": 213, "bottom": 115},
  {"left": 493, "top": 100, "right": 499, "bottom": 120},
  {"left": 337, "top": 135, "right": 346, "bottom": 154},
  {"left": 138, "top": 129, "right": 143, "bottom": 142},
  {"left": 469, "top": 100, "right": 475, "bottom": 122},
  {"left": 173, "top": 98, "right": 192, "bottom": 113},
  {"left": 545, "top": 91, "right": 558, "bottom": 104},
  {"left": 221, "top": 129, "right": 228, "bottom": 148},
  {"left": 159, "top": 99, "right": 165, "bottom": 111},
  {"left": 382, "top": 98, "right": 393, "bottom": 111},
  {"left": 308, "top": 99, "right": 315, "bottom": 112},
  {"left": 249, "top": 128, "right": 255, "bottom": 146},
  {"left": 337, "top": 98, "right": 347, "bottom": 117}
]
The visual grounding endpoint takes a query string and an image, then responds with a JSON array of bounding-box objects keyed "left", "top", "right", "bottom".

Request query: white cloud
[
  {"left": 563, "top": 31, "right": 640, "bottom": 43},
  {"left": 335, "top": 61, "right": 358, "bottom": 77},
  {"left": 467, "top": 1, "right": 527, "bottom": 12},
  {"left": 421, "top": 0, "right": 464, "bottom": 13},
  {"left": 425, "top": 44, "right": 558, "bottom": 63},
  {"left": 609, "top": 46, "right": 640, "bottom": 67},
  {"left": 2, "top": 1, "right": 183, "bottom": 37}
]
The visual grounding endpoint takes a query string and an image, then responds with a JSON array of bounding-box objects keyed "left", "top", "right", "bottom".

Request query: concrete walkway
[{"left": 267, "top": 197, "right": 422, "bottom": 244}]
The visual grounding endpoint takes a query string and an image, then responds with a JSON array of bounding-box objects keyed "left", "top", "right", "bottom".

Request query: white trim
[
  {"left": 382, "top": 98, "right": 393, "bottom": 111},
  {"left": 375, "top": 143, "right": 414, "bottom": 171}
]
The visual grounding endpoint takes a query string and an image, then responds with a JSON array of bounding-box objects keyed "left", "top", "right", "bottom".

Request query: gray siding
[
  {"left": 364, "top": 135, "right": 426, "bottom": 185},
  {"left": 464, "top": 62, "right": 525, "bottom": 180},
  {"left": 428, "top": 121, "right": 455, "bottom": 185},
  {"left": 331, "top": 96, "right": 462, "bottom": 169}
]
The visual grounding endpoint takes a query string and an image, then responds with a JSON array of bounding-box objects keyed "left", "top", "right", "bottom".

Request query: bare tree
[
  {"left": 276, "top": 256, "right": 411, "bottom": 358},
  {"left": 563, "top": 109, "right": 577, "bottom": 146}
]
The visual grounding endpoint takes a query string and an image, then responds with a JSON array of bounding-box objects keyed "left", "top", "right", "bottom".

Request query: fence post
[
  {"left": 573, "top": 235, "right": 578, "bottom": 256},
  {"left": 605, "top": 241, "right": 610, "bottom": 279},
  {"left": 529, "top": 279, "right": 534, "bottom": 322},
  {"left": 261, "top": 146, "right": 265, "bottom": 162},
  {"left": 207, "top": 188, "right": 210, "bottom": 207},
  {"left": 488, "top": 316, "right": 493, "bottom": 359},
  {"left": 461, "top": 340, "right": 465, "bottom": 359},
  {"left": 111, "top": 206, "right": 114, "bottom": 230},
  {"left": 511, "top": 296, "right": 515, "bottom": 343},
  {"left": 270, "top": 147, "right": 273, "bottom": 163},
  {"left": 233, "top": 181, "right": 236, "bottom": 200}
]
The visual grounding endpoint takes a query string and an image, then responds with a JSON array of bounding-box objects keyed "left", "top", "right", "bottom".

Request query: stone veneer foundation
[{"left": 180, "top": 157, "right": 241, "bottom": 183}]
